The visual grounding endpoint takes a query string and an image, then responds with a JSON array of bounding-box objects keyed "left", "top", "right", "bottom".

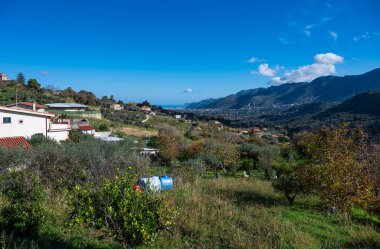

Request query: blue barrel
[{"left": 160, "top": 176, "right": 174, "bottom": 190}]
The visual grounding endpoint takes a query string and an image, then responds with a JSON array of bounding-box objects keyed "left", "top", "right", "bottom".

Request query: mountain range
[{"left": 187, "top": 68, "right": 380, "bottom": 109}]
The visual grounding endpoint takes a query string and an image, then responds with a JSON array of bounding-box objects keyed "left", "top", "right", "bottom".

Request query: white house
[
  {"left": 110, "top": 104, "right": 122, "bottom": 111},
  {"left": 0, "top": 73, "right": 9, "bottom": 82},
  {"left": 0, "top": 106, "right": 70, "bottom": 141},
  {"left": 78, "top": 125, "right": 96, "bottom": 135}
]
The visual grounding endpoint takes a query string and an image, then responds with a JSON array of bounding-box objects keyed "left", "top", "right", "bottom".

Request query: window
[{"left": 3, "top": 117, "right": 11, "bottom": 124}]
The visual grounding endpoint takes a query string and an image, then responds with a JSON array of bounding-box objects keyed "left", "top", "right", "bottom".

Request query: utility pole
[{"left": 16, "top": 89, "right": 18, "bottom": 107}]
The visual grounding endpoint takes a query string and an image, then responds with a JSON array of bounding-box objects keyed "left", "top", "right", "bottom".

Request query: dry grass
[
  {"left": 120, "top": 126, "right": 158, "bottom": 137},
  {"left": 151, "top": 177, "right": 380, "bottom": 249}
]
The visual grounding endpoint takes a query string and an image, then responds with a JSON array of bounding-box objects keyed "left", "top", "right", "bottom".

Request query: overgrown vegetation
[{"left": 0, "top": 119, "right": 379, "bottom": 248}]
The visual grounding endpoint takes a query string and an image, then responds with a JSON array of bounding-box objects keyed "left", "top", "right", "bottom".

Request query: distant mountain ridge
[{"left": 187, "top": 68, "right": 380, "bottom": 109}]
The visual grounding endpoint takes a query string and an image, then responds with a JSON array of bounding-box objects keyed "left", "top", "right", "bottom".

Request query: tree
[
  {"left": 67, "top": 169, "right": 177, "bottom": 247},
  {"left": 138, "top": 100, "right": 151, "bottom": 107},
  {"left": 240, "top": 143, "right": 261, "bottom": 171},
  {"left": 273, "top": 161, "right": 320, "bottom": 205},
  {"left": 204, "top": 139, "right": 240, "bottom": 173},
  {"left": 157, "top": 124, "right": 182, "bottom": 162},
  {"left": 295, "top": 123, "right": 375, "bottom": 214},
  {"left": 16, "top": 72, "right": 25, "bottom": 85},
  {"left": 27, "top": 79, "right": 41, "bottom": 90},
  {"left": 258, "top": 145, "right": 279, "bottom": 180},
  {"left": 0, "top": 172, "right": 46, "bottom": 237}
]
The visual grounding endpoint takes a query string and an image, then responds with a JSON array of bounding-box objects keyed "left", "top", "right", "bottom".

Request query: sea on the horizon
[{"left": 161, "top": 104, "right": 188, "bottom": 109}]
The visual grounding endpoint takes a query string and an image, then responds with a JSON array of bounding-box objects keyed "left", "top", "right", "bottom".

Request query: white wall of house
[
  {"left": 82, "top": 129, "right": 95, "bottom": 135},
  {"left": 47, "top": 131, "right": 69, "bottom": 141},
  {"left": 0, "top": 110, "right": 49, "bottom": 138},
  {"left": 0, "top": 108, "right": 70, "bottom": 141}
]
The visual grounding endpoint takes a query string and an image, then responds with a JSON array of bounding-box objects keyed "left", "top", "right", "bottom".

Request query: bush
[
  {"left": 68, "top": 129, "right": 88, "bottom": 143},
  {"left": 0, "top": 172, "right": 46, "bottom": 237},
  {"left": 67, "top": 169, "right": 177, "bottom": 247}
]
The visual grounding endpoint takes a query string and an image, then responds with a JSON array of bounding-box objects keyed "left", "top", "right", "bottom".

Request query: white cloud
[
  {"left": 353, "top": 31, "right": 380, "bottom": 42},
  {"left": 257, "top": 64, "right": 278, "bottom": 77},
  {"left": 329, "top": 31, "right": 337, "bottom": 41},
  {"left": 247, "top": 57, "right": 265, "bottom": 63},
  {"left": 305, "top": 16, "right": 332, "bottom": 31},
  {"left": 278, "top": 37, "right": 288, "bottom": 44},
  {"left": 268, "top": 52, "right": 344, "bottom": 84},
  {"left": 314, "top": 52, "right": 343, "bottom": 64},
  {"left": 40, "top": 71, "right": 49, "bottom": 75},
  {"left": 304, "top": 30, "right": 311, "bottom": 37},
  {"left": 184, "top": 88, "right": 193, "bottom": 93}
]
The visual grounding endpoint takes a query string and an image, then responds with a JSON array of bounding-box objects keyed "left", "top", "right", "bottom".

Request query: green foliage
[
  {"left": 28, "top": 133, "right": 57, "bottom": 147},
  {"left": 26, "top": 79, "right": 41, "bottom": 90},
  {"left": 294, "top": 123, "right": 375, "bottom": 214},
  {"left": 16, "top": 72, "right": 25, "bottom": 85},
  {"left": 258, "top": 145, "right": 279, "bottom": 180},
  {"left": 0, "top": 147, "right": 30, "bottom": 171},
  {"left": 67, "top": 169, "right": 177, "bottom": 247},
  {"left": 68, "top": 129, "right": 88, "bottom": 143},
  {"left": 0, "top": 172, "right": 46, "bottom": 237}
]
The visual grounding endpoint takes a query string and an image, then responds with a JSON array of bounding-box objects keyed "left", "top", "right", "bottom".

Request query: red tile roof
[
  {"left": 7, "top": 102, "right": 49, "bottom": 109},
  {"left": 78, "top": 125, "right": 95, "bottom": 131},
  {"left": 0, "top": 136, "right": 33, "bottom": 150}
]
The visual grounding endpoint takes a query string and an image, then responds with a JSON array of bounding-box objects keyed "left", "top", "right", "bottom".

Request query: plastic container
[
  {"left": 138, "top": 176, "right": 161, "bottom": 193},
  {"left": 149, "top": 176, "right": 162, "bottom": 193},
  {"left": 159, "top": 176, "right": 174, "bottom": 190}
]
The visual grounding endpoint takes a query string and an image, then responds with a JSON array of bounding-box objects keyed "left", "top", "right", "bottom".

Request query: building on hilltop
[
  {"left": 140, "top": 105, "right": 151, "bottom": 112},
  {"left": 7, "top": 102, "right": 48, "bottom": 112},
  {"left": 110, "top": 104, "right": 122, "bottom": 111},
  {"left": 0, "top": 73, "right": 9, "bottom": 82},
  {"left": 46, "top": 103, "right": 89, "bottom": 111}
]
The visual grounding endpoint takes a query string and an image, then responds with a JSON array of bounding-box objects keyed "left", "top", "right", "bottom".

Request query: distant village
[{"left": 0, "top": 72, "right": 287, "bottom": 151}]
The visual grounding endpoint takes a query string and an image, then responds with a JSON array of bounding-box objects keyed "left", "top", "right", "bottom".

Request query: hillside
[
  {"left": 187, "top": 68, "right": 380, "bottom": 109},
  {"left": 321, "top": 90, "right": 380, "bottom": 116}
]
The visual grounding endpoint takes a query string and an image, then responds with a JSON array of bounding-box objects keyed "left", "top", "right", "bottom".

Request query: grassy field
[
  {"left": 151, "top": 176, "right": 380, "bottom": 249},
  {"left": 4, "top": 175, "right": 379, "bottom": 249},
  {"left": 120, "top": 125, "right": 158, "bottom": 137}
]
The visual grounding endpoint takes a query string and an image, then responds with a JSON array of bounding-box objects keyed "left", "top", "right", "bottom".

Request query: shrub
[
  {"left": 68, "top": 129, "right": 88, "bottom": 143},
  {"left": 67, "top": 169, "right": 177, "bottom": 247},
  {"left": 0, "top": 172, "right": 46, "bottom": 237}
]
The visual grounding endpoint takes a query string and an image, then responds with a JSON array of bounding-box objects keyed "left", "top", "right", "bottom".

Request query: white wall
[
  {"left": 0, "top": 110, "right": 48, "bottom": 138},
  {"left": 47, "top": 131, "right": 69, "bottom": 141}
]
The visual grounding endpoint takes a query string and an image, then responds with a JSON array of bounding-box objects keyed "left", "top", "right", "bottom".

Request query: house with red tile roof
[
  {"left": 78, "top": 125, "right": 96, "bottom": 135},
  {"left": 0, "top": 136, "right": 32, "bottom": 150},
  {"left": 7, "top": 102, "right": 49, "bottom": 112},
  {"left": 141, "top": 105, "right": 151, "bottom": 112}
]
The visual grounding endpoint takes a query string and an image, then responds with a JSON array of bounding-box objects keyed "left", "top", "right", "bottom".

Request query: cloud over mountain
[{"left": 270, "top": 53, "right": 344, "bottom": 84}]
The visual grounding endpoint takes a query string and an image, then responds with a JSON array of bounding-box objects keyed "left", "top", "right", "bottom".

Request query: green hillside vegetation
[
  {"left": 323, "top": 90, "right": 380, "bottom": 115},
  {"left": 0, "top": 73, "right": 108, "bottom": 107},
  {"left": 0, "top": 119, "right": 379, "bottom": 248}
]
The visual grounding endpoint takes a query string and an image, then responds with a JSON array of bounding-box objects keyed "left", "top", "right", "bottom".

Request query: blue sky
[{"left": 1, "top": 0, "right": 380, "bottom": 105}]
